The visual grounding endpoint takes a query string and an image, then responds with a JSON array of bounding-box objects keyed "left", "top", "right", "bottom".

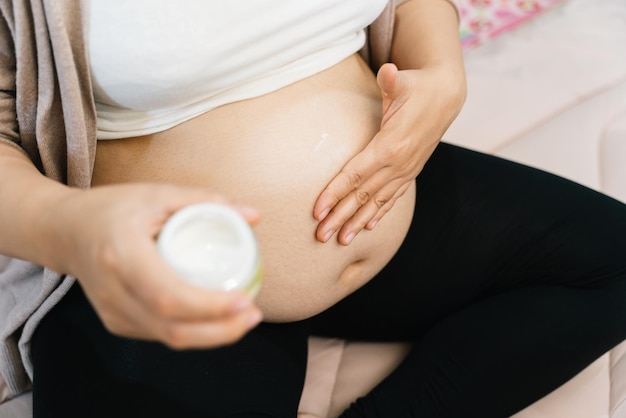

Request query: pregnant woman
[{"left": 2, "top": 1, "right": 626, "bottom": 417}]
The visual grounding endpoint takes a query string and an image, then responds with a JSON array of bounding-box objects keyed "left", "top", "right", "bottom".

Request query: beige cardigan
[{"left": 0, "top": 0, "right": 457, "bottom": 402}]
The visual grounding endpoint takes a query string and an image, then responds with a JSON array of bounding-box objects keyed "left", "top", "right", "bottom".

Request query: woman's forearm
[
  {"left": 0, "top": 141, "right": 77, "bottom": 272},
  {"left": 392, "top": 0, "right": 466, "bottom": 94},
  {"left": 0, "top": 140, "right": 265, "bottom": 347}
]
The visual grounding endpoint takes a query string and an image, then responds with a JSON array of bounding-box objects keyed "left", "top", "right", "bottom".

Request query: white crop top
[{"left": 82, "top": 0, "right": 388, "bottom": 139}]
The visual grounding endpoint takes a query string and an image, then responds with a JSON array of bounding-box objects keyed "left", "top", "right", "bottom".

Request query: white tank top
[{"left": 82, "top": 0, "right": 388, "bottom": 139}]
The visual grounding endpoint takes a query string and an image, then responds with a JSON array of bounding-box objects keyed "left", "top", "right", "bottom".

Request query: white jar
[{"left": 157, "top": 203, "right": 262, "bottom": 296}]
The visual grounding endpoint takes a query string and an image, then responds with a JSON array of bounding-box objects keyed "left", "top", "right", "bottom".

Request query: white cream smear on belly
[{"left": 314, "top": 132, "right": 330, "bottom": 153}]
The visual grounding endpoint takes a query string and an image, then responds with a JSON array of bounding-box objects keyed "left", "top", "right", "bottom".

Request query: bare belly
[{"left": 92, "top": 54, "right": 416, "bottom": 322}]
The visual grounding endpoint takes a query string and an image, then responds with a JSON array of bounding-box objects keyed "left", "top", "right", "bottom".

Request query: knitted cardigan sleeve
[
  {"left": 0, "top": 0, "right": 93, "bottom": 403},
  {"left": 0, "top": 2, "right": 22, "bottom": 151},
  {"left": 0, "top": 0, "right": 95, "bottom": 188}
]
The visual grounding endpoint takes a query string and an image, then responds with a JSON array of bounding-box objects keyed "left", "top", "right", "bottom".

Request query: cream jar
[{"left": 157, "top": 203, "right": 262, "bottom": 296}]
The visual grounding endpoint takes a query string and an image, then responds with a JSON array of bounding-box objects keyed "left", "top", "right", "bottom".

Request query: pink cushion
[{"left": 459, "top": 0, "right": 565, "bottom": 48}]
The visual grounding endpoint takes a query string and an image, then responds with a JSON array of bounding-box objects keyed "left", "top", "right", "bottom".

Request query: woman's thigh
[
  {"left": 310, "top": 142, "right": 626, "bottom": 416},
  {"left": 311, "top": 142, "right": 626, "bottom": 340},
  {"left": 31, "top": 283, "right": 309, "bottom": 418}
]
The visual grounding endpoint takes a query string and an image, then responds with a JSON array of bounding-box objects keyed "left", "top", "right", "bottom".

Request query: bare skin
[{"left": 92, "top": 55, "right": 416, "bottom": 322}]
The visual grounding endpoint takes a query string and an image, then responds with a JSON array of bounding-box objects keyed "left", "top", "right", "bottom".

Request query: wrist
[
  {"left": 32, "top": 184, "right": 84, "bottom": 273},
  {"left": 428, "top": 64, "right": 467, "bottom": 107},
  {"left": 407, "top": 66, "right": 467, "bottom": 115}
]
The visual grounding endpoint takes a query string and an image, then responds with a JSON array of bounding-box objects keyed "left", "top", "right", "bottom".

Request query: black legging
[{"left": 31, "top": 143, "right": 626, "bottom": 418}]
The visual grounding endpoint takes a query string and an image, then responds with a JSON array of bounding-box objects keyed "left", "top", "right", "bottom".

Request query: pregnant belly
[{"left": 92, "top": 55, "right": 416, "bottom": 321}]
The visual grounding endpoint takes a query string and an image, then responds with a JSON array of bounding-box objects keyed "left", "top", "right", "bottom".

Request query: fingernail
[
  {"left": 231, "top": 295, "right": 253, "bottom": 313},
  {"left": 367, "top": 219, "right": 378, "bottom": 230},
  {"left": 233, "top": 205, "right": 260, "bottom": 219},
  {"left": 344, "top": 232, "right": 355, "bottom": 245},
  {"left": 322, "top": 229, "right": 334, "bottom": 243},
  {"left": 317, "top": 208, "right": 330, "bottom": 221}
]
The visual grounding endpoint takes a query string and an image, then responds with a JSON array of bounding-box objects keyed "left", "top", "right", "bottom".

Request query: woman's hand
[
  {"left": 45, "top": 183, "right": 263, "bottom": 349},
  {"left": 313, "top": 62, "right": 464, "bottom": 245}
]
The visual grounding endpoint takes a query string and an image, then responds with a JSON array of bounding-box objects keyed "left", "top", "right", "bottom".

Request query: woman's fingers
[
  {"left": 121, "top": 240, "right": 253, "bottom": 319},
  {"left": 83, "top": 232, "right": 264, "bottom": 348},
  {"left": 156, "top": 308, "right": 263, "bottom": 350},
  {"left": 314, "top": 153, "right": 384, "bottom": 242},
  {"left": 67, "top": 183, "right": 264, "bottom": 348},
  {"left": 89, "top": 275, "right": 262, "bottom": 349},
  {"left": 314, "top": 65, "right": 421, "bottom": 245},
  {"left": 313, "top": 159, "right": 371, "bottom": 224},
  {"left": 315, "top": 166, "right": 409, "bottom": 245},
  {"left": 313, "top": 65, "right": 401, "bottom": 222},
  {"left": 365, "top": 181, "right": 412, "bottom": 230},
  {"left": 314, "top": 67, "right": 451, "bottom": 246}
]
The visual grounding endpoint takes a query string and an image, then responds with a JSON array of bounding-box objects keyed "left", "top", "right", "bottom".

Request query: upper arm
[{"left": 396, "top": 0, "right": 460, "bottom": 23}]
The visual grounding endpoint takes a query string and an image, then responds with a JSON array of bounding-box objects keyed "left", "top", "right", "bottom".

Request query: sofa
[{"left": 2, "top": 0, "right": 626, "bottom": 416}]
